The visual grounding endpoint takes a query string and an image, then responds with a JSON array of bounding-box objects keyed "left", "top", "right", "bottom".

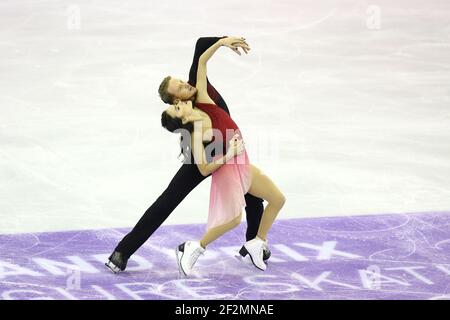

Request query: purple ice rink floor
[{"left": 1, "top": 211, "right": 449, "bottom": 300}]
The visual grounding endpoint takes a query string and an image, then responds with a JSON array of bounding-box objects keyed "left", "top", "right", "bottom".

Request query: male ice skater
[{"left": 106, "top": 36, "right": 271, "bottom": 273}]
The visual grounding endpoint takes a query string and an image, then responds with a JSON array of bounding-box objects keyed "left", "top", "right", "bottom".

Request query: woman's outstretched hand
[
  {"left": 220, "top": 37, "right": 250, "bottom": 55},
  {"left": 226, "top": 134, "right": 245, "bottom": 160}
]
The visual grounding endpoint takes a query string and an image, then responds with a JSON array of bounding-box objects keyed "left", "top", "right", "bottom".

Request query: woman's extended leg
[
  {"left": 200, "top": 213, "right": 242, "bottom": 248},
  {"left": 247, "top": 165, "right": 286, "bottom": 241}
]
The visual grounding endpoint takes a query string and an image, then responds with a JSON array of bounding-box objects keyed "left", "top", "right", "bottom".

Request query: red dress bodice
[{"left": 195, "top": 102, "right": 243, "bottom": 154}]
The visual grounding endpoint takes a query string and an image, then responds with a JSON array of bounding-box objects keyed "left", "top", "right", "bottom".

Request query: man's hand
[{"left": 220, "top": 37, "right": 251, "bottom": 56}]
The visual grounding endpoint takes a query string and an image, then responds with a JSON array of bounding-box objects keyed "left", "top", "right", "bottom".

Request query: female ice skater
[{"left": 161, "top": 38, "right": 286, "bottom": 275}]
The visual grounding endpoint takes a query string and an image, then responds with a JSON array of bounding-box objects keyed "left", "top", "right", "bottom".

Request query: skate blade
[
  {"left": 105, "top": 261, "right": 122, "bottom": 274},
  {"left": 175, "top": 247, "right": 187, "bottom": 278},
  {"left": 235, "top": 254, "right": 253, "bottom": 266},
  {"left": 249, "top": 255, "right": 267, "bottom": 271}
]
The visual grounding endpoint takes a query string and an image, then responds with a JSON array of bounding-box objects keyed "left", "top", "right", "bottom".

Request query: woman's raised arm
[{"left": 196, "top": 37, "right": 250, "bottom": 104}]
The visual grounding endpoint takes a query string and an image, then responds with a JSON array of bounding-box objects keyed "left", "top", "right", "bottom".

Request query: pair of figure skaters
[{"left": 106, "top": 36, "right": 285, "bottom": 276}]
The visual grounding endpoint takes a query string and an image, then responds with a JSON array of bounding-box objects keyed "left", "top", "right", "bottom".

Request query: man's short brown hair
[{"left": 158, "top": 76, "right": 174, "bottom": 104}]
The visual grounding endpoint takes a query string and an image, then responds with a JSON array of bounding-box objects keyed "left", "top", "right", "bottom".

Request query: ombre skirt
[{"left": 207, "top": 151, "right": 252, "bottom": 230}]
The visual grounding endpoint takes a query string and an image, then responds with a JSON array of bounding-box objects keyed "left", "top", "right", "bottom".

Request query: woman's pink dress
[{"left": 195, "top": 103, "right": 252, "bottom": 231}]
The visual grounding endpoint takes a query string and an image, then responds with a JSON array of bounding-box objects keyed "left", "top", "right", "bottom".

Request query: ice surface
[
  {"left": 1, "top": 0, "right": 450, "bottom": 234},
  {"left": 0, "top": 213, "right": 449, "bottom": 300}
]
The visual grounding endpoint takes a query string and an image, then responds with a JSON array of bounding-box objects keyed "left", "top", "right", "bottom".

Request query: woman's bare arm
[
  {"left": 191, "top": 125, "right": 244, "bottom": 176},
  {"left": 196, "top": 37, "right": 250, "bottom": 104},
  {"left": 195, "top": 40, "right": 223, "bottom": 104}
]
